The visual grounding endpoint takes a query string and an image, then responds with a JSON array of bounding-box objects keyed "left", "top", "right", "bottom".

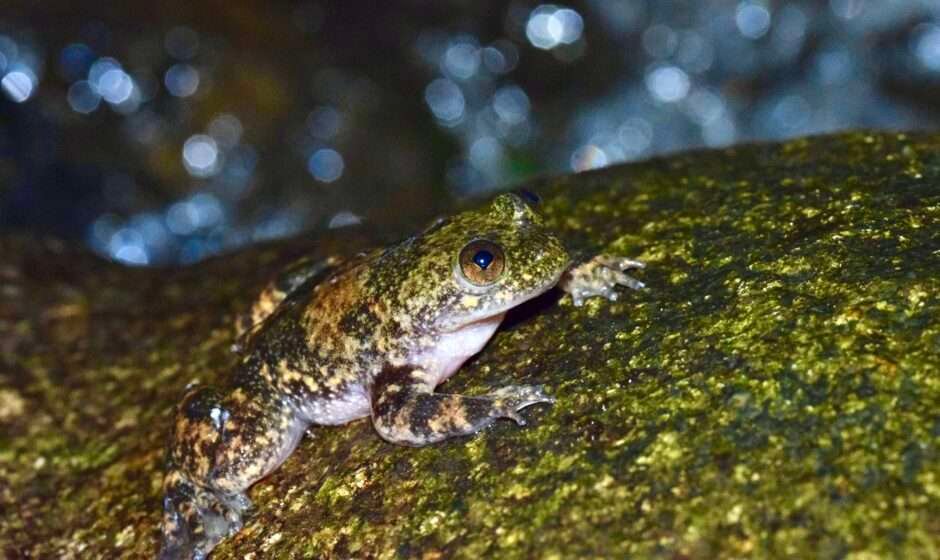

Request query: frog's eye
[{"left": 458, "top": 240, "right": 506, "bottom": 286}]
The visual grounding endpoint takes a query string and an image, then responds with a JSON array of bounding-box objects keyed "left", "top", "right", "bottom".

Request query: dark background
[{"left": 1, "top": 0, "right": 939, "bottom": 265}]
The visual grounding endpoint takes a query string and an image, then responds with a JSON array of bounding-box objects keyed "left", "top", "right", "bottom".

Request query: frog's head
[{"left": 385, "top": 192, "right": 570, "bottom": 334}]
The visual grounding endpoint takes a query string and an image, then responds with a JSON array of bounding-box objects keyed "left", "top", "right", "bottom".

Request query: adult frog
[{"left": 159, "top": 192, "right": 645, "bottom": 559}]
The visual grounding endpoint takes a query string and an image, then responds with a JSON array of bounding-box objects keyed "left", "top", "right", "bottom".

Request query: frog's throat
[{"left": 409, "top": 312, "right": 506, "bottom": 385}]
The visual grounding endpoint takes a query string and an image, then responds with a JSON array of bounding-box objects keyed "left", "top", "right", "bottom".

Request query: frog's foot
[
  {"left": 560, "top": 254, "right": 646, "bottom": 306},
  {"left": 159, "top": 470, "right": 252, "bottom": 560},
  {"left": 488, "top": 384, "right": 556, "bottom": 426}
]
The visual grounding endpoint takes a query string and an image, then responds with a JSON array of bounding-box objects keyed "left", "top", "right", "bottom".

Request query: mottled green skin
[{"left": 2, "top": 132, "right": 939, "bottom": 559}]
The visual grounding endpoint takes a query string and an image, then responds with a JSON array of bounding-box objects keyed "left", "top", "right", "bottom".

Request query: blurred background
[{"left": 1, "top": 0, "right": 939, "bottom": 266}]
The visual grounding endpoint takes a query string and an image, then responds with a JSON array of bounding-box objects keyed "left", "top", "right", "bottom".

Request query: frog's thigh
[{"left": 174, "top": 382, "right": 307, "bottom": 493}]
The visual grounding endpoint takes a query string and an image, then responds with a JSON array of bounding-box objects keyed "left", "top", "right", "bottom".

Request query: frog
[{"left": 158, "top": 192, "right": 646, "bottom": 559}]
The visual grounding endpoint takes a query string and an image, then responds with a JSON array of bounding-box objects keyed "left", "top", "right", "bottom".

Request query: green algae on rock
[{"left": 2, "top": 131, "right": 939, "bottom": 559}]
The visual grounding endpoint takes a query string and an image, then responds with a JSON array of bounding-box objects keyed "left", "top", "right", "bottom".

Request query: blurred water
[{"left": 1, "top": 1, "right": 938, "bottom": 265}]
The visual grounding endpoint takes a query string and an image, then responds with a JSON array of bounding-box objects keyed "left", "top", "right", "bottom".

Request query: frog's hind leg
[{"left": 159, "top": 381, "right": 307, "bottom": 560}]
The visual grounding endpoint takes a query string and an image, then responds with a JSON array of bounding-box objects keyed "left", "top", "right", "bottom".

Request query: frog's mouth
[{"left": 438, "top": 270, "right": 564, "bottom": 333}]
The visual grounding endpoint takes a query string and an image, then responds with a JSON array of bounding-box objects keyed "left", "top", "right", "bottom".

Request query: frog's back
[{"left": 237, "top": 255, "right": 385, "bottom": 406}]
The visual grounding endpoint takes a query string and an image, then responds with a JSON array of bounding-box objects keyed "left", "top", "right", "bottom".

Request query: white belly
[{"left": 299, "top": 385, "right": 371, "bottom": 426}]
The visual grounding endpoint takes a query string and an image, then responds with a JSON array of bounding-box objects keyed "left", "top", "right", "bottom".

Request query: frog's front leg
[
  {"left": 370, "top": 367, "right": 553, "bottom": 446},
  {"left": 559, "top": 254, "right": 646, "bottom": 306}
]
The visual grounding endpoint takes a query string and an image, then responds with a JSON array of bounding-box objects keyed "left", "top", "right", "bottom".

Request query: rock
[{"left": 2, "top": 131, "right": 938, "bottom": 558}]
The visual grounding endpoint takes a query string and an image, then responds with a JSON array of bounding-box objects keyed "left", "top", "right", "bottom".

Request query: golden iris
[{"left": 458, "top": 240, "right": 505, "bottom": 286}]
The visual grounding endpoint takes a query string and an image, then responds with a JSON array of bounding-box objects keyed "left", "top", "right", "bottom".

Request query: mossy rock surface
[{"left": 2, "top": 131, "right": 939, "bottom": 559}]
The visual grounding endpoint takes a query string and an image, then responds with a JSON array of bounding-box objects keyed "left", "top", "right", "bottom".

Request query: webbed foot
[
  {"left": 560, "top": 254, "right": 646, "bottom": 306},
  {"left": 488, "top": 384, "right": 555, "bottom": 425},
  {"left": 159, "top": 471, "right": 252, "bottom": 560}
]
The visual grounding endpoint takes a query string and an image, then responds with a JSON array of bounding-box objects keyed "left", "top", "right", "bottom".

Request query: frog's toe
[
  {"left": 568, "top": 277, "right": 634, "bottom": 305},
  {"left": 490, "top": 383, "right": 554, "bottom": 403},
  {"left": 490, "top": 384, "right": 555, "bottom": 424},
  {"left": 596, "top": 255, "right": 646, "bottom": 271},
  {"left": 499, "top": 407, "right": 527, "bottom": 426},
  {"left": 610, "top": 269, "right": 645, "bottom": 291},
  {"left": 595, "top": 257, "right": 646, "bottom": 292},
  {"left": 220, "top": 491, "right": 253, "bottom": 522},
  {"left": 196, "top": 489, "right": 250, "bottom": 551}
]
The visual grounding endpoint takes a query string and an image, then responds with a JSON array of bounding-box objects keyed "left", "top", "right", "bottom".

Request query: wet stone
[{"left": 1, "top": 131, "right": 939, "bottom": 558}]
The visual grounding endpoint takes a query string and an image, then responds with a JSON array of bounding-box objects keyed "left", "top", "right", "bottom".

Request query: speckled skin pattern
[{"left": 159, "top": 193, "right": 645, "bottom": 559}]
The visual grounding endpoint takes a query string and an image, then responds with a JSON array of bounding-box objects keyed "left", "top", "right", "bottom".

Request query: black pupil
[{"left": 473, "top": 250, "right": 494, "bottom": 270}]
